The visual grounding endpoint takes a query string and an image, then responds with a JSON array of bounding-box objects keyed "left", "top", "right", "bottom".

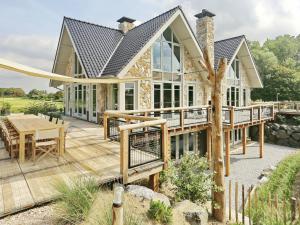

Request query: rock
[
  {"left": 286, "top": 127, "right": 294, "bottom": 135},
  {"left": 258, "top": 176, "right": 269, "bottom": 184},
  {"left": 295, "top": 126, "right": 300, "bottom": 133},
  {"left": 280, "top": 124, "right": 288, "bottom": 130},
  {"left": 173, "top": 200, "right": 208, "bottom": 225},
  {"left": 277, "top": 138, "right": 289, "bottom": 146},
  {"left": 288, "top": 138, "right": 299, "bottom": 148},
  {"left": 272, "top": 123, "right": 280, "bottom": 130},
  {"left": 276, "top": 129, "right": 289, "bottom": 139},
  {"left": 291, "top": 133, "right": 300, "bottom": 141},
  {"left": 126, "top": 185, "right": 170, "bottom": 206}
]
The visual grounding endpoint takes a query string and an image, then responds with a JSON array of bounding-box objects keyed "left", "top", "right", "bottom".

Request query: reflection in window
[
  {"left": 162, "top": 42, "right": 172, "bottom": 72},
  {"left": 125, "top": 83, "right": 134, "bottom": 110},
  {"left": 174, "top": 85, "right": 180, "bottom": 107},
  {"left": 92, "top": 85, "right": 97, "bottom": 117},
  {"left": 188, "top": 85, "right": 194, "bottom": 106},
  {"left": 163, "top": 83, "right": 172, "bottom": 108}
]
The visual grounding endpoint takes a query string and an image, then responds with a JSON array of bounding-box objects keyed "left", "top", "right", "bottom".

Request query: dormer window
[{"left": 74, "top": 52, "right": 82, "bottom": 77}]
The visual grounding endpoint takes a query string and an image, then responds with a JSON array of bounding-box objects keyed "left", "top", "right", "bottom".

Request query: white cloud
[{"left": 0, "top": 34, "right": 58, "bottom": 92}]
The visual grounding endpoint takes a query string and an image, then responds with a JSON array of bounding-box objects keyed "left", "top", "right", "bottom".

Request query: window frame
[{"left": 124, "top": 83, "right": 135, "bottom": 110}]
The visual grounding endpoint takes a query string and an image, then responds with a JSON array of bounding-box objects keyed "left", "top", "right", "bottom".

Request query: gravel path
[
  {"left": 225, "top": 142, "right": 299, "bottom": 209},
  {"left": 0, "top": 205, "right": 57, "bottom": 225}
]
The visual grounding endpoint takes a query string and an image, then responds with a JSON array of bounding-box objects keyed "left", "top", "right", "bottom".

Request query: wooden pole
[
  {"left": 235, "top": 182, "right": 239, "bottom": 223},
  {"left": 259, "top": 123, "right": 264, "bottom": 158},
  {"left": 248, "top": 187, "right": 251, "bottom": 225},
  {"left": 149, "top": 173, "right": 159, "bottom": 192},
  {"left": 161, "top": 122, "right": 169, "bottom": 170},
  {"left": 242, "top": 127, "right": 247, "bottom": 154},
  {"left": 120, "top": 130, "right": 129, "bottom": 184},
  {"left": 200, "top": 47, "right": 227, "bottom": 222},
  {"left": 291, "top": 197, "right": 297, "bottom": 221},
  {"left": 283, "top": 198, "right": 287, "bottom": 225},
  {"left": 225, "top": 130, "right": 230, "bottom": 177},
  {"left": 112, "top": 204, "right": 124, "bottom": 225},
  {"left": 242, "top": 185, "right": 245, "bottom": 224},
  {"left": 229, "top": 180, "right": 232, "bottom": 221}
]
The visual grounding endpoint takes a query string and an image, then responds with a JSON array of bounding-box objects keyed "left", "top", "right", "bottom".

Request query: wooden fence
[{"left": 228, "top": 180, "right": 300, "bottom": 224}]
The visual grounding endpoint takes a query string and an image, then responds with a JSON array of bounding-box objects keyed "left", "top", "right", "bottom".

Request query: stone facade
[
  {"left": 196, "top": 16, "right": 214, "bottom": 64},
  {"left": 125, "top": 48, "right": 152, "bottom": 109},
  {"left": 183, "top": 49, "right": 209, "bottom": 106}
]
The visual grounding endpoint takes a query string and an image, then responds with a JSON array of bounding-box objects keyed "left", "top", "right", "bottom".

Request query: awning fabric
[{"left": 0, "top": 58, "right": 148, "bottom": 87}]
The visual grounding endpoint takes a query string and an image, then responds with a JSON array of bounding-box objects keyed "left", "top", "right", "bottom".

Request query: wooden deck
[{"left": 0, "top": 117, "right": 121, "bottom": 217}]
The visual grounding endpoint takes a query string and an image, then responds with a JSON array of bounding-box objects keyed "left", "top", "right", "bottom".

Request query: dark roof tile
[{"left": 214, "top": 35, "right": 245, "bottom": 69}]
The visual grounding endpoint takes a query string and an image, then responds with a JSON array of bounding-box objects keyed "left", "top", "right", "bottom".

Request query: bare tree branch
[{"left": 216, "top": 58, "right": 227, "bottom": 81}]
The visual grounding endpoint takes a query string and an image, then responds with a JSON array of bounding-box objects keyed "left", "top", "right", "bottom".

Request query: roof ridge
[
  {"left": 63, "top": 16, "right": 122, "bottom": 33},
  {"left": 215, "top": 35, "right": 245, "bottom": 43},
  {"left": 124, "top": 5, "right": 181, "bottom": 33}
]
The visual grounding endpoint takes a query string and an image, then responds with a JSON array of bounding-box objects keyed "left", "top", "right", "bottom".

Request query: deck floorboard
[{"left": 0, "top": 116, "right": 121, "bottom": 217}]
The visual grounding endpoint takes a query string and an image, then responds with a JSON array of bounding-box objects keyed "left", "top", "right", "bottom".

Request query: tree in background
[
  {"left": 0, "top": 88, "right": 26, "bottom": 97},
  {"left": 250, "top": 35, "right": 300, "bottom": 101}
]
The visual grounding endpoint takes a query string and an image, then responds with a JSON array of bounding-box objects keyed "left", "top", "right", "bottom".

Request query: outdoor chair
[
  {"left": 57, "top": 119, "right": 64, "bottom": 125},
  {"left": 51, "top": 117, "right": 58, "bottom": 124},
  {"left": 32, "top": 128, "right": 59, "bottom": 163},
  {"left": 44, "top": 115, "right": 50, "bottom": 121}
]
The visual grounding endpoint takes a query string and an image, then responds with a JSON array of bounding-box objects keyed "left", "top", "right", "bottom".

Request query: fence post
[
  {"left": 230, "top": 107, "right": 235, "bottom": 129},
  {"left": 120, "top": 130, "right": 129, "bottom": 184},
  {"left": 291, "top": 197, "right": 297, "bottom": 221},
  {"left": 242, "top": 185, "right": 245, "bottom": 224},
  {"left": 104, "top": 113, "right": 108, "bottom": 140},
  {"left": 235, "top": 182, "right": 239, "bottom": 223},
  {"left": 229, "top": 180, "right": 232, "bottom": 221},
  {"left": 225, "top": 130, "right": 230, "bottom": 176},
  {"left": 161, "top": 122, "right": 169, "bottom": 170}
]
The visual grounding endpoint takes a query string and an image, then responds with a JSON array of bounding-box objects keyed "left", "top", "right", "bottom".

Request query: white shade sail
[{"left": 0, "top": 58, "right": 148, "bottom": 86}]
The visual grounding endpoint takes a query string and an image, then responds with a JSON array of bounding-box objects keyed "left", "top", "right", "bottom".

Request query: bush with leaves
[
  {"left": 164, "top": 153, "right": 216, "bottom": 204},
  {"left": 0, "top": 102, "right": 11, "bottom": 116},
  {"left": 148, "top": 200, "right": 172, "bottom": 224},
  {"left": 24, "top": 101, "right": 61, "bottom": 116}
]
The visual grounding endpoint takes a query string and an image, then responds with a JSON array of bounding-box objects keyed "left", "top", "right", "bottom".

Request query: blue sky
[{"left": 0, "top": 0, "right": 299, "bottom": 92}]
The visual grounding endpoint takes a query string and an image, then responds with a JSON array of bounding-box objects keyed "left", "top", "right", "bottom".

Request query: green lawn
[{"left": 0, "top": 97, "right": 63, "bottom": 113}]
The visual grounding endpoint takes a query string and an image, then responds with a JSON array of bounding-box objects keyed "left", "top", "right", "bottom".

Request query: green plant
[
  {"left": 250, "top": 153, "right": 300, "bottom": 224},
  {"left": 55, "top": 177, "right": 99, "bottom": 224},
  {"left": 24, "top": 101, "right": 61, "bottom": 116},
  {"left": 147, "top": 200, "right": 172, "bottom": 224},
  {"left": 165, "top": 153, "right": 216, "bottom": 204},
  {"left": 0, "top": 102, "right": 11, "bottom": 115}
]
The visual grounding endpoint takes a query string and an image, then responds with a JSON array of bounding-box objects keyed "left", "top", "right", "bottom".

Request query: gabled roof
[
  {"left": 214, "top": 35, "right": 263, "bottom": 88},
  {"left": 102, "top": 6, "right": 180, "bottom": 76},
  {"left": 58, "top": 6, "right": 181, "bottom": 78},
  {"left": 214, "top": 35, "right": 245, "bottom": 69},
  {"left": 63, "top": 17, "right": 123, "bottom": 78}
]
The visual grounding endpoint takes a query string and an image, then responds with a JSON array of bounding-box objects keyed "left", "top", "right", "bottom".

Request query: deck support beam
[
  {"left": 242, "top": 127, "right": 247, "bottom": 155},
  {"left": 206, "top": 127, "right": 212, "bottom": 165},
  {"left": 259, "top": 123, "right": 264, "bottom": 158},
  {"left": 225, "top": 130, "right": 230, "bottom": 177},
  {"left": 149, "top": 173, "right": 159, "bottom": 192}
]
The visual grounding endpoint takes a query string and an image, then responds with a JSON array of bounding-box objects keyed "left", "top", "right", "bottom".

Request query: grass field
[{"left": 0, "top": 97, "right": 63, "bottom": 113}]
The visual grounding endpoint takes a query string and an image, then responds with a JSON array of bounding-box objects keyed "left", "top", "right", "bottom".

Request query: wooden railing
[
  {"left": 105, "top": 106, "right": 211, "bottom": 132},
  {"left": 103, "top": 112, "right": 168, "bottom": 183},
  {"left": 223, "top": 103, "right": 274, "bottom": 128}
]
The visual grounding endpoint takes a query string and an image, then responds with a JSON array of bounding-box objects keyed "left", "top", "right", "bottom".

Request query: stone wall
[
  {"left": 250, "top": 119, "right": 300, "bottom": 148},
  {"left": 125, "top": 48, "right": 152, "bottom": 109}
]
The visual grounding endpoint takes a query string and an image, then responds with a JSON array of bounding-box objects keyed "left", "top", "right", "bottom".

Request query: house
[{"left": 52, "top": 6, "right": 270, "bottom": 168}]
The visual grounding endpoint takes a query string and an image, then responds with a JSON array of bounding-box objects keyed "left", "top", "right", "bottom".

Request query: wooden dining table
[{"left": 7, "top": 114, "right": 65, "bottom": 163}]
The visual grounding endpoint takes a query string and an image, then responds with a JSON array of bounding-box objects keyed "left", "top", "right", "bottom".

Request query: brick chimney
[
  {"left": 117, "top": 16, "right": 136, "bottom": 33},
  {"left": 195, "top": 9, "right": 215, "bottom": 65}
]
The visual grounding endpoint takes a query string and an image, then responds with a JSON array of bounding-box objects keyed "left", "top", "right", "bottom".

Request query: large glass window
[
  {"left": 74, "top": 53, "right": 82, "bottom": 75},
  {"left": 125, "top": 83, "right": 135, "bottom": 110},
  {"left": 112, "top": 84, "right": 118, "bottom": 110},
  {"left": 228, "top": 57, "right": 240, "bottom": 80},
  {"left": 174, "top": 85, "right": 180, "bottom": 107},
  {"left": 152, "top": 27, "right": 182, "bottom": 80},
  {"left": 163, "top": 83, "right": 172, "bottom": 108}
]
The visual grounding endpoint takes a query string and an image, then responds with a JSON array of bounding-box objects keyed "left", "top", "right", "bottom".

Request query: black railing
[
  {"left": 128, "top": 127, "right": 162, "bottom": 169},
  {"left": 107, "top": 118, "right": 127, "bottom": 141},
  {"left": 184, "top": 108, "right": 209, "bottom": 126}
]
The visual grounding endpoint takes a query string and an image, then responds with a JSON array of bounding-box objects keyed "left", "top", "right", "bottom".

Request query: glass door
[{"left": 74, "top": 84, "right": 88, "bottom": 120}]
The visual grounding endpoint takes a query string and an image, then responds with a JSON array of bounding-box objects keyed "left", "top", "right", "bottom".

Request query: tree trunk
[{"left": 211, "top": 73, "right": 225, "bottom": 222}]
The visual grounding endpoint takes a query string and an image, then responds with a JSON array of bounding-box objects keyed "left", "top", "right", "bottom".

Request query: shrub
[
  {"left": 24, "top": 101, "right": 61, "bottom": 116},
  {"left": 0, "top": 102, "right": 11, "bottom": 116},
  {"left": 147, "top": 200, "right": 172, "bottom": 224},
  {"left": 165, "top": 153, "right": 216, "bottom": 204},
  {"left": 55, "top": 177, "right": 99, "bottom": 224}
]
